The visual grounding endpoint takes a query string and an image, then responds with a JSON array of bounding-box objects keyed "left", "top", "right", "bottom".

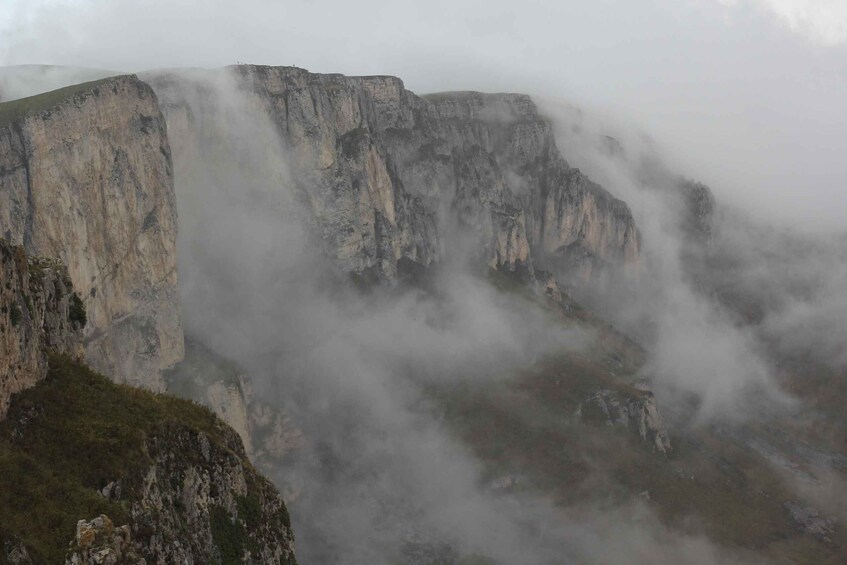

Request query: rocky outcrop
[
  {"left": 0, "top": 76, "right": 181, "bottom": 391},
  {"left": 784, "top": 502, "right": 837, "bottom": 543},
  {"left": 146, "top": 66, "right": 638, "bottom": 284},
  {"left": 165, "top": 338, "right": 305, "bottom": 497},
  {"left": 126, "top": 424, "right": 296, "bottom": 564},
  {"left": 676, "top": 179, "right": 715, "bottom": 243},
  {"left": 0, "top": 240, "right": 83, "bottom": 419},
  {"left": 577, "top": 384, "right": 671, "bottom": 453},
  {"left": 65, "top": 515, "right": 145, "bottom": 565},
  {"left": 0, "top": 355, "right": 297, "bottom": 564}
]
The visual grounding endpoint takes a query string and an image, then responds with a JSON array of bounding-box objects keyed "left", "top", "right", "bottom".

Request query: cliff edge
[{"left": 0, "top": 76, "right": 182, "bottom": 391}]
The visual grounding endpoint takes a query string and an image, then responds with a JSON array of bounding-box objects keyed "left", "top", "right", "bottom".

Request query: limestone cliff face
[
  {"left": 421, "top": 91, "right": 639, "bottom": 280},
  {"left": 0, "top": 240, "right": 83, "bottom": 419},
  {"left": 0, "top": 76, "right": 182, "bottom": 390},
  {"left": 146, "top": 66, "right": 638, "bottom": 283}
]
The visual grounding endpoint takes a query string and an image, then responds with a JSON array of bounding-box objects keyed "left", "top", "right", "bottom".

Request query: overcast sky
[{"left": 1, "top": 0, "right": 845, "bottom": 230}]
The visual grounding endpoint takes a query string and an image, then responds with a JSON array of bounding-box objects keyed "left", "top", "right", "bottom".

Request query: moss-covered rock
[
  {"left": 0, "top": 355, "right": 296, "bottom": 564},
  {"left": 0, "top": 240, "right": 83, "bottom": 419}
]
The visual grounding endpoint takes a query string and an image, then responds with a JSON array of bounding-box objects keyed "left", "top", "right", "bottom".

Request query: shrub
[
  {"left": 69, "top": 293, "right": 86, "bottom": 327},
  {"left": 9, "top": 302, "right": 22, "bottom": 327}
]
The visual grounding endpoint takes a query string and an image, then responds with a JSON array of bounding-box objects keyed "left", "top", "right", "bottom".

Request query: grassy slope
[
  {"left": 0, "top": 354, "right": 241, "bottom": 564},
  {"left": 426, "top": 279, "right": 847, "bottom": 564},
  {"left": 0, "top": 77, "right": 120, "bottom": 128}
]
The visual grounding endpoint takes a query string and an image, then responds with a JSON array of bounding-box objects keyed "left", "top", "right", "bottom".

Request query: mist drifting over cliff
[
  {"left": 540, "top": 97, "right": 847, "bottom": 415},
  {"left": 3, "top": 0, "right": 847, "bottom": 231},
  {"left": 2, "top": 1, "right": 846, "bottom": 563},
  {"left": 135, "top": 67, "right": 756, "bottom": 564}
]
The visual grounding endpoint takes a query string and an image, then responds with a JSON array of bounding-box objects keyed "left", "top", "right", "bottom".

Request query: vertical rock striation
[
  {"left": 147, "top": 66, "right": 639, "bottom": 285},
  {"left": 0, "top": 76, "right": 182, "bottom": 390}
]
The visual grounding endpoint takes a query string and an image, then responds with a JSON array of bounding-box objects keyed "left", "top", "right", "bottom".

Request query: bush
[
  {"left": 9, "top": 303, "right": 22, "bottom": 327},
  {"left": 69, "top": 293, "right": 86, "bottom": 327},
  {"left": 210, "top": 505, "right": 249, "bottom": 564}
]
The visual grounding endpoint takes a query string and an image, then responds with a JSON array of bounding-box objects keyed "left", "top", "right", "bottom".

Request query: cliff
[
  {"left": 0, "top": 355, "right": 297, "bottom": 564},
  {"left": 0, "top": 76, "right": 182, "bottom": 391},
  {"left": 0, "top": 241, "right": 295, "bottom": 564},
  {"left": 165, "top": 337, "right": 305, "bottom": 489},
  {"left": 147, "top": 66, "right": 639, "bottom": 284},
  {"left": 0, "top": 240, "right": 83, "bottom": 419}
]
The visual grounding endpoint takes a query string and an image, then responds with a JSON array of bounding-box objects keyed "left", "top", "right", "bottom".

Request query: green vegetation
[
  {"left": 8, "top": 302, "right": 21, "bottom": 327},
  {"left": 210, "top": 504, "right": 250, "bottom": 564},
  {"left": 0, "top": 354, "right": 231, "bottom": 563},
  {"left": 22, "top": 293, "right": 33, "bottom": 315},
  {"left": 416, "top": 274, "right": 847, "bottom": 563},
  {"left": 68, "top": 293, "right": 86, "bottom": 327},
  {"left": 427, "top": 358, "right": 829, "bottom": 559},
  {"left": 0, "top": 77, "right": 118, "bottom": 128},
  {"left": 339, "top": 126, "right": 368, "bottom": 158}
]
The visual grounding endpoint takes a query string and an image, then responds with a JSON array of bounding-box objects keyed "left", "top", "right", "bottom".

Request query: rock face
[
  {"left": 0, "top": 355, "right": 297, "bottom": 564},
  {"left": 164, "top": 338, "right": 305, "bottom": 498},
  {"left": 578, "top": 385, "right": 672, "bottom": 453},
  {"left": 126, "top": 424, "right": 296, "bottom": 564},
  {"left": 0, "top": 240, "right": 83, "bottom": 419},
  {"left": 0, "top": 76, "right": 181, "bottom": 390},
  {"left": 65, "top": 515, "right": 145, "bottom": 565},
  {"left": 147, "top": 66, "right": 639, "bottom": 284},
  {"left": 676, "top": 179, "right": 715, "bottom": 243}
]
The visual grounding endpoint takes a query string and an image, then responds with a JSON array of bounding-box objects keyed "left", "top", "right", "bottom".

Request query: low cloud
[
  {"left": 716, "top": 0, "right": 847, "bottom": 45},
  {"left": 536, "top": 97, "right": 797, "bottom": 420},
  {"left": 144, "top": 68, "right": 753, "bottom": 564}
]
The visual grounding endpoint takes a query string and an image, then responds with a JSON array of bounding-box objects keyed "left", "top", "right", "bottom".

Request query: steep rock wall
[
  {"left": 0, "top": 240, "right": 83, "bottom": 419},
  {"left": 0, "top": 76, "right": 182, "bottom": 390},
  {"left": 147, "top": 66, "right": 638, "bottom": 284}
]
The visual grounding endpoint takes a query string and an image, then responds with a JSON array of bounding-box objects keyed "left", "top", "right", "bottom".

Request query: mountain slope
[{"left": 0, "top": 354, "right": 297, "bottom": 564}]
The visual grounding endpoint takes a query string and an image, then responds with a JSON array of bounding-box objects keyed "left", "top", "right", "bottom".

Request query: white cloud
[{"left": 718, "top": 0, "right": 847, "bottom": 45}]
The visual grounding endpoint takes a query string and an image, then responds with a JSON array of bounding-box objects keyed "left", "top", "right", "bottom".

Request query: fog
[
  {"left": 2, "top": 0, "right": 846, "bottom": 231},
  {"left": 533, "top": 99, "right": 789, "bottom": 420},
  {"left": 0, "top": 65, "right": 118, "bottom": 101},
  {"left": 2, "top": 0, "right": 846, "bottom": 562},
  {"left": 140, "top": 68, "right": 758, "bottom": 563}
]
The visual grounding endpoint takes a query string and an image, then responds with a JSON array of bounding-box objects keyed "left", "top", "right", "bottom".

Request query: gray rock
[
  {"left": 65, "top": 514, "right": 145, "bottom": 565},
  {"left": 0, "top": 75, "right": 182, "bottom": 391},
  {"left": 579, "top": 384, "right": 672, "bottom": 453},
  {"left": 146, "top": 66, "right": 639, "bottom": 285},
  {"left": 0, "top": 241, "right": 83, "bottom": 419}
]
